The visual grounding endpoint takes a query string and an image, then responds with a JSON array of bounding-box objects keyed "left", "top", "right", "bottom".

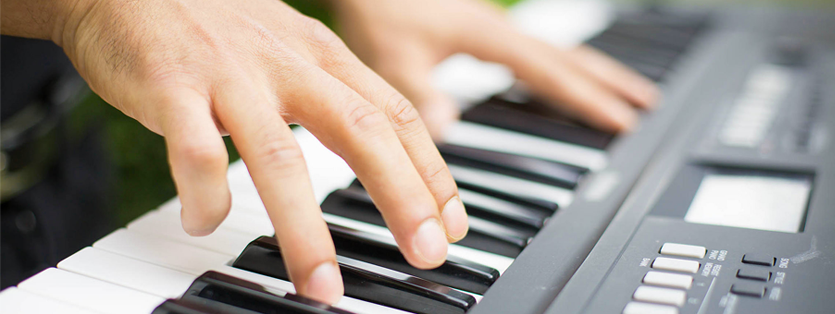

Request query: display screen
[{"left": 684, "top": 174, "right": 811, "bottom": 233}]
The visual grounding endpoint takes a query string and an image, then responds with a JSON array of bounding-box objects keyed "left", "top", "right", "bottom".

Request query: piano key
[
  {"left": 0, "top": 287, "right": 98, "bottom": 314},
  {"left": 331, "top": 187, "right": 535, "bottom": 247},
  {"left": 58, "top": 246, "right": 197, "bottom": 298},
  {"left": 95, "top": 229, "right": 410, "bottom": 314},
  {"left": 157, "top": 201, "right": 275, "bottom": 237},
  {"left": 127, "top": 210, "right": 255, "bottom": 256},
  {"left": 329, "top": 223, "right": 500, "bottom": 294},
  {"left": 17, "top": 268, "right": 165, "bottom": 314},
  {"left": 438, "top": 144, "right": 583, "bottom": 188},
  {"left": 233, "top": 236, "right": 477, "bottom": 314},
  {"left": 94, "top": 228, "right": 237, "bottom": 275},
  {"left": 458, "top": 188, "right": 549, "bottom": 229},
  {"left": 322, "top": 189, "right": 527, "bottom": 257},
  {"left": 460, "top": 102, "right": 612, "bottom": 151},
  {"left": 444, "top": 121, "right": 608, "bottom": 171},
  {"left": 152, "top": 299, "right": 226, "bottom": 314},
  {"left": 180, "top": 271, "right": 354, "bottom": 314},
  {"left": 323, "top": 213, "right": 514, "bottom": 273},
  {"left": 448, "top": 165, "right": 573, "bottom": 207}
]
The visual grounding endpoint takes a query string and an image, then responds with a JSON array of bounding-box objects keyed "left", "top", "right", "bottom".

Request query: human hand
[
  {"left": 18, "top": 0, "right": 470, "bottom": 303},
  {"left": 333, "top": 0, "right": 660, "bottom": 138}
]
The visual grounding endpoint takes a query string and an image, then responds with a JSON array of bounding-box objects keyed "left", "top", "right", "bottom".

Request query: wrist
[{"left": 52, "top": 0, "right": 99, "bottom": 48}]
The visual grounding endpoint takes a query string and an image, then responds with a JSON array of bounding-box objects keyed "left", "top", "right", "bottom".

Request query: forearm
[{"left": 1, "top": 0, "right": 92, "bottom": 46}]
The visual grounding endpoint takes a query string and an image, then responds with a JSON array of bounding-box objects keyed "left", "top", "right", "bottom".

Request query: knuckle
[
  {"left": 344, "top": 102, "right": 390, "bottom": 137},
  {"left": 383, "top": 96, "right": 422, "bottom": 133},
  {"left": 176, "top": 142, "right": 228, "bottom": 170}
]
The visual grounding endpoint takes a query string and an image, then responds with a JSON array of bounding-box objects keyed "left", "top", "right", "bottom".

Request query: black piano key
[
  {"left": 330, "top": 188, "right": 535, "bottom": 248},
  {"left": 438, "top": 143, "right": 583, "bottom": 189},
  {"left": 322, "top": 189, "right": 523, "bottom": 257},
  {"left": 153, "top": 299, "right": 226, "bottom": 314},
  {"left": 180, "top": 271, "right": 353, "bottom": 314},
  {"left": 460, "top": 101, "right": 612, "bottom": 151},
  {"left": 604, "top": 23, "right": 697, "bottom": 51},
  {"left": 453, "top": 181, "right": 558, "bottom": 214},
  {"left": 586, "top": 38, "right": 678, "bottom": 69},
  {"left": 233, "top": 237, "right": 476, "bottom": 314},
  {"left": 328, "top": 223, "right": 500, "bottom": 294},
  {"left": 458, "top": 188, "right": 549, "bottom": 229}
]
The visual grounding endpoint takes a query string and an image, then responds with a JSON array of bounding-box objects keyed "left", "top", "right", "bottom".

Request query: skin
[
  {"left": 2, "top": 0, "right": 657, "bottom": 305},
  {"left": 334, "top": 0, "right": 659, "bottom": 138}
]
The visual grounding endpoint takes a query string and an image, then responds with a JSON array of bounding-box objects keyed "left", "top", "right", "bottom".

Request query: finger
[
  {"left": 214, "top": 77, "right": 343, "bottom": 304},
  {"left": 458, "top": 27, "right": 638, "bottom": 132},
  {"left": 278, "top": 61, "right": 450, "bottom": 268},
  {"left": 157, "top": 88, "right": 232, "bottom": 236},
  {"left": 297, "top": 24, "right": 468, "bottom": 241},
  {"left": 564, "top": 44, "right": 660, "bottom": 108}
]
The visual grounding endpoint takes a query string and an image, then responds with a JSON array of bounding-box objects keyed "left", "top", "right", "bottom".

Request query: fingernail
[
  {"left": 413, "top": 218, "right": 448, "bottom": 265},
  {"left": 441, "top": 196, "right": 468, "bottom": 241},
  {"left": 304, "top": 261, "right": 343, "bottom": 304},
  {"left": 610, "top": 102, "right": 638, "bottom": 132}
]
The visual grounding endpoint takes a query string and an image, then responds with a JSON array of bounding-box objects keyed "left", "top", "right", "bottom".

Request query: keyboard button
[
  {"left": 632, "top": 286, "right": 687, "bottom": 307},
  {"left": 651, "top": 257, "right": 700, "bottom": 274},
  {"left": 180, "top": 271, "right": 354, "bottom": 314},
  {"left": 458, "top": 188, "right": 550, "bottom": 229},
  {"left": 18, "top": 268, "right": 165, "bottom": 314},
  {"left": 329, "top": 224, "right": 500, "bottom": 294},
  {"left": 742, "top": 254, "right": 775, "bottom": 266},
  {"left": 642, "top": 271, "right": 693, "bottom": 290},
  {"left": 0, "top": 288, "right": 98, "bottom": 314},
  {"left": 659, "top": 243, "right": 706, "bottom": 259},
  {"left": 623, "top": 301, "right": 679, "bottom": 314},
  {"left": 736, "top": 268, "right": 771, "bottom": 282},
  {"left": 234, "top": 236, "right": 477, "bottom": 314},
  {"left": 444, "top": 121, "right": 608, "bottom": 171},
  {"left": 438, "top": 144, "right": 583, "bottom": 188},
  {"left": 730, "top": 282, "right": 766, "bottom": 298}
]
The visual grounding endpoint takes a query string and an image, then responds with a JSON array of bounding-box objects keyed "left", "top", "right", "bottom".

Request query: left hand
[{"left": 333, "top": 0, "right": 659, "bottom": 139}]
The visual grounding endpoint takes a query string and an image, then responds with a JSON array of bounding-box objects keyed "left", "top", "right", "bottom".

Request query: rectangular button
[
  {"left": 633, "top": 286, "right": 687, "bottom": 307},
  {"left": 623, "top": 302, "right": 679, "bottom": 314},
  {"left": 742, "top": 254, "right": 774, "bottom": 266},
  {"left": 736, "top": 268, "right": 771, "bottom": 282},
  {"left": 731, "top": 282, "right": 766, "bottom": 298},
  {"left": 652, "top": 257, "right": 700, "bottom": 274},
  {"left": 660, "top": 243, "right": 706, "bottom": 259},
  {"left": 643, "top": 271, "right": 693, "bottom": 290}
]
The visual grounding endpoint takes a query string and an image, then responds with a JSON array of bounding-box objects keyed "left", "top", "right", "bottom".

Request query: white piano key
[
  {"left": 0, "top": 287, "right": 98, "bottom": 314},
  {"left": 156, "top": 204, "right": 275, "bottom": 238},
  {"left": 448, "top": 164, "right": 574, "bottom": 207},
  {"left": 127, "top": 210, "right": 254, "bottom": 256},
  {"left": 18, "top": 268, "right": 164, "bottom": 314},
  {"left": 444, "top": 121, "right": 608, "bottom": 171},
  {"left": 94, "top": 228, "right": 236, "bottom": 275},
  {"left": 100, "top": 228, "right": 412, "bottom": 314},
  {"left": 58, "top": 246, "right": 196, "bottom": 299},
  {"left": 324, "top": 213, "right": 514, "bottom": 273}
]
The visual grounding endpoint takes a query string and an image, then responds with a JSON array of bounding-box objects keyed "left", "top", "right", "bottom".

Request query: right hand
[{"left": 50, "top": 0, "right": 469, "bottom": 303}]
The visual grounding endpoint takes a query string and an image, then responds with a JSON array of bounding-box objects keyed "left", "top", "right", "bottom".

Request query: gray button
[
  {"left": 623, "top": 302, "right": 679, "bottom": 314},
  {"left": 730, "top": 282, "right": 766, "bottom": 298},
  {"left": 651, "top": 257, "right": 700, "bottom": 274},
  {"left": 736, "top": 268, "right": 771, "bottom": 281},
  {"left": 660, "top": 243, "right": 706, "bottom": 259},
  {"left": 742, "top": 254, "right": 774, "bottom": 266}
]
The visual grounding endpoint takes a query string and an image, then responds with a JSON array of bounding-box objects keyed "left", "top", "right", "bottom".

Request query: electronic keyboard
[{"left": 3, "top": 1, "right": 834, "bottom": 314}]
